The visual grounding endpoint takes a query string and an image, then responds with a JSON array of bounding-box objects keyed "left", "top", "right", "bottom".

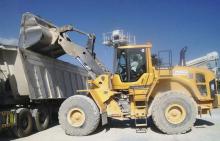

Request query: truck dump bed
[{"left": 0, "top": 45, "right": 88, "bottom": 100}]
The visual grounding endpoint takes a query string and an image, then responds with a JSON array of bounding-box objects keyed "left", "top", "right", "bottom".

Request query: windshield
[{"left": 116, "top": 48, "right": 146, "bottom": 82}]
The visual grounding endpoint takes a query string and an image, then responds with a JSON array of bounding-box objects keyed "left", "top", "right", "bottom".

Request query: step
[
  {"left": 136, "top": 106, "right": 147, "bottom": 108},
  {"left": 130, "top": 85, "right": 151, "bottom": 89},
  {"left": 135, "top": 123, "right": 147, "bottom": 127},
  {"left": 136, "top": 127, "right": 147, "bottom": 133},
  {"left": 135, "top": 118, "right": 147, "bottom": 126}
]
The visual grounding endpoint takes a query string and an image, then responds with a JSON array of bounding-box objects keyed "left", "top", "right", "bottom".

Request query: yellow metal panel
[
  {"left": 107, "top": 99, "right": 123, "bottom": 117},
  {"left": 129, "top": 89, "right": 148, "bottom": 101},
  {"left": 112, "top": 73, "right": 154, "bottom": 90},
  {"left": 118, "top": 42, "right": 152, "bottom": 49}
]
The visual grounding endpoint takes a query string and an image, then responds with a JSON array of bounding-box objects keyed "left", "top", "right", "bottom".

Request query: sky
[{"left": 0, "top": 0, "right": 219, "bottom": 71}]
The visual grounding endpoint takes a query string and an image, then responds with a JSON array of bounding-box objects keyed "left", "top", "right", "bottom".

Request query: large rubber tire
[
  {"left": 13, "top": 108, "right": 33, "bottom": 138},
  {"left": 32, "top": 108, "right": 50, "bottom": 132},
  {"left": 151, "top": 91, "right": 197, "bottom": 134},
  {"left": 58, "top": 95, "right": 100, "bottom": 136}
]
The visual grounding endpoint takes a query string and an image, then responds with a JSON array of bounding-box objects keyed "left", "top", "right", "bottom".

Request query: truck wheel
[
  {"left": 32, "top": 108, "right": 50, "bottom": 131},
  {"left": 151, "top": 91, "right": 197, "bottom": 134},
  {"left": 59, "top": 95, "right": 100, "bottom": 136},
  {"left": 13, "top": 108, "right": 33, "bottom": 137}
]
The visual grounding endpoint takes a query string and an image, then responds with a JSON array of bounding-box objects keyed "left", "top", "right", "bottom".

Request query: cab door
[{"left": 112, "top": 47, "right": 154, "bottom": 90}]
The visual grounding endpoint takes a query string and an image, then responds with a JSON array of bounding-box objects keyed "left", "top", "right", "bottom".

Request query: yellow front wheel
[{"left": 59, "top": 95, "right": 100, "bottom": 136}]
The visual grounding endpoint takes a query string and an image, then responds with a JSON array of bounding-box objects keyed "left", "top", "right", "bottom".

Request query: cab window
[{"left": 116, "top": 48, "right": 146, "bottom": 82}]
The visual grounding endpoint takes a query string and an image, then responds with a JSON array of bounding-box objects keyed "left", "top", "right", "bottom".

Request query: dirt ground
[{"left": 1, "top": 108, "right": 220, "bottom": 141}]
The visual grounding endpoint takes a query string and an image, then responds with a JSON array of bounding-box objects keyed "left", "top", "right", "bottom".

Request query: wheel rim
[
  {"left": 165, "top": 104, "right": 186, "bottom": 124},
  {"left": 67, "top": 108, "right": 85, "bottom": 127},
  {"left": 21, "top": 117, "right": 29, "bottom": 129}
]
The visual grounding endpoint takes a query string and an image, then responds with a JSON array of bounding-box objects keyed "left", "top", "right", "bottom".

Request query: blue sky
[{"left": 0, "top": 0, "right": 219, "bottom": 70}]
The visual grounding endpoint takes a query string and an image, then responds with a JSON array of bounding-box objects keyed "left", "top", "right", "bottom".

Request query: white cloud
[{"left": 0, "top": 37, "right": 18, "bottom": 46}]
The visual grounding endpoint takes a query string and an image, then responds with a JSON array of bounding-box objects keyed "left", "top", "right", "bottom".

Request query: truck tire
[
  {"left": 59, "top": 95, "right": 100, "bottom": 136},
  {"left": 13, "top": 108, "right": 33, "bottom": 137},
  {"left": 32, "top": 108, "right": 50, "bottom": 132},
  {"left": 151, "top": 91, "right": 197, "bottom": 134}
]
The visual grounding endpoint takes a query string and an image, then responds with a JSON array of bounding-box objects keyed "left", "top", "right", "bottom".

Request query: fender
[{"left": 147, "top": 76, "right": 201, "bottom": 102}]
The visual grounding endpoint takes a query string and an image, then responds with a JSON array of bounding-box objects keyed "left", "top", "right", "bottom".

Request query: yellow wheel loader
[{"left": 19, "top": 13, "right": 218, "bottom": 136}]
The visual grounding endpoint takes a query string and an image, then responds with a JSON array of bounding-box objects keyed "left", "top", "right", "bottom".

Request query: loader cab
[
  {"left": 112, "top": 43, "right": 155, "bottom": 90},
  {"left": 116, "top": 48, "right": 146, "bottom": 82}
]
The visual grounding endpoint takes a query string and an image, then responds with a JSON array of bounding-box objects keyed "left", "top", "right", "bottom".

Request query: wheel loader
[{"left": 19, "top": 13, "right": 218, "bottom": 136}]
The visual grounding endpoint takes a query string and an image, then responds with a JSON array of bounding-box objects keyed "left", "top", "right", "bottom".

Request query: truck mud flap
[{"left": 0, "top": 111, "right": 16, "bottom": 128}]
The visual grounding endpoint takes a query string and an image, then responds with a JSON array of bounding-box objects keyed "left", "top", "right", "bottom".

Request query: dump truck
[
  {"left": 0, "top": 44, "right": 88, "bottom": 137},
  {"left": 18, "top": 13, "right": 218, "bottom": 136}
]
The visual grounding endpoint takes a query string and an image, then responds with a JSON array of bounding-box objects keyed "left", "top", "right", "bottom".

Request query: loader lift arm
[{"left": 19, "top": 12, "right": 108, "bottom": 79}]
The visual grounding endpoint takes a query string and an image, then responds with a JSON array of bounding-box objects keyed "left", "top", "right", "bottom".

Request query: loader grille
[{"left": 196, "top": 73, "right": 207, "bottom": 96}]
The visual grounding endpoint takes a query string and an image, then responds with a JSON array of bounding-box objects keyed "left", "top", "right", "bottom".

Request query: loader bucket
[{"left": 19, "top": 12, "right": 65, "bottom": 58}]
